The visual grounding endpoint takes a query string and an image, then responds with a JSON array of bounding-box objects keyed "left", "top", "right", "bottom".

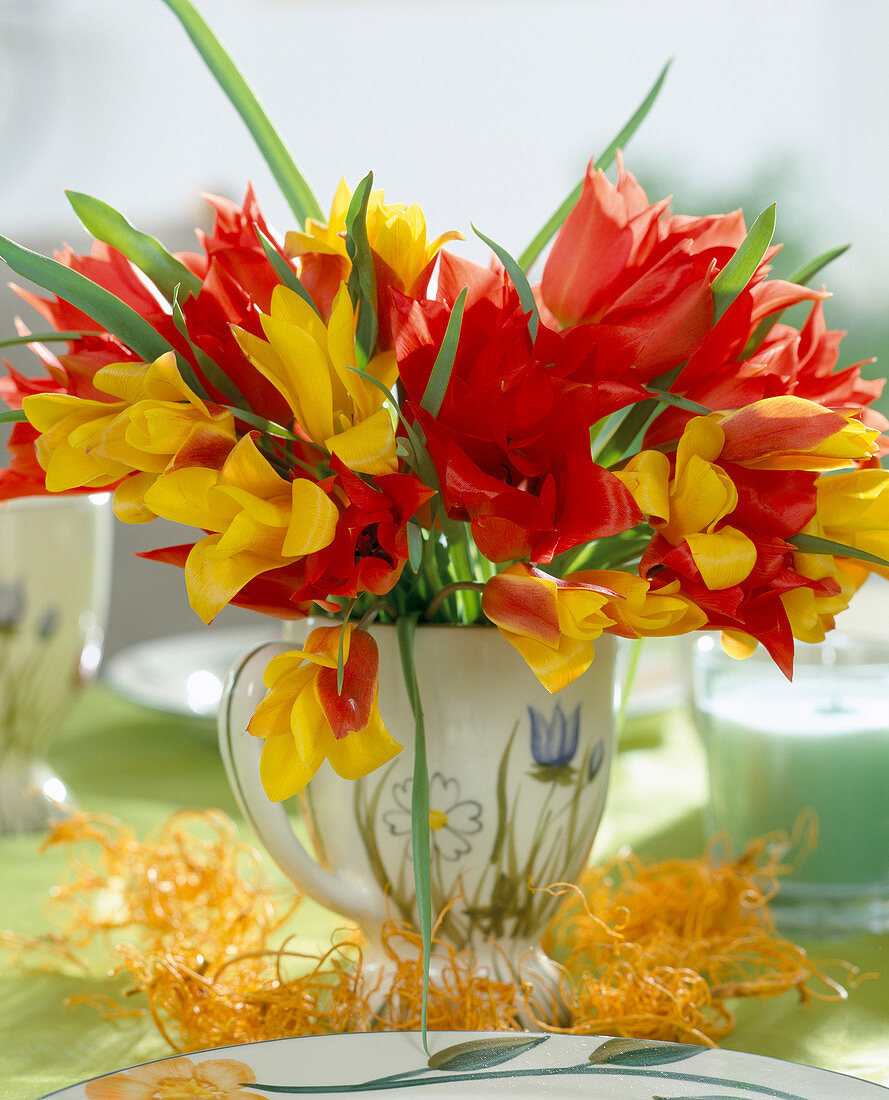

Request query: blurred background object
[
  {"left": 0, "top": 493, "right": 111, "bottom": 832},
  {"left": 1, "top": 0, "right": 887, "bottom": 658}
]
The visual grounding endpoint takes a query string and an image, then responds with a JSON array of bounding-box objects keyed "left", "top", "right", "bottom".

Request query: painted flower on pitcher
[
  {"left": 384, "top": 773, "right": 483, "bottom": 861},
  {"left": 84, "top": 1055, "right": 261, "bottom": 1099},
  {"left": 529, "top": 702, "right": 581, "bottom": 784}
]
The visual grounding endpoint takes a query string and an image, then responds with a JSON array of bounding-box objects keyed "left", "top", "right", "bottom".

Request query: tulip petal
[
  {"left": 686, "top": 526, "right": 757, "bottom": 590},
  {"left": 282, "top": 479, "right": 339, "bottom": 556},
  {"left": 325, "top": 408, "right": 397, "bottom": 474},
  {"left": 325, "top": 706, "right": 402, "bottom": 781},
  {"left": 259, "top": 726, "right": 321, "bottom": 801}
]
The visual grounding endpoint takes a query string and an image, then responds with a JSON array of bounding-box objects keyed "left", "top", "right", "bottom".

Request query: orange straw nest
[{"left": 1, "top": 809, "right": 868, "bottom": 1052}]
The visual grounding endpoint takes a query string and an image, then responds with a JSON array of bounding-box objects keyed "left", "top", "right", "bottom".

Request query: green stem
[{"left": 395, "top": 613, "right": 431, "bottom": 1055}]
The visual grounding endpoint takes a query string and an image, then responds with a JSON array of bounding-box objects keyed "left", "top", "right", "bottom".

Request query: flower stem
[{"left": 422, "top": 581, "right": 486, "bottom": 622}]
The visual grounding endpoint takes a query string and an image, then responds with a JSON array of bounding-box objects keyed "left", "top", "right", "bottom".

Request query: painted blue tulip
[{"left": 528, "top": 702, "right": 581, "bottom": 768}]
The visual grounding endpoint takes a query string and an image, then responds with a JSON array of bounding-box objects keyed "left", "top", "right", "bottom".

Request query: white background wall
[{"left": 1, "top": 0, "right": 887, "bottom": 654}]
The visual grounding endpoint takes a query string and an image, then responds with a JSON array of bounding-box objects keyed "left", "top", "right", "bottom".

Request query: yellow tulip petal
[
  {"left": 215, "top": 511, "right": 287, "bottom": 559},
  {"left": 282, "top": 479, "right": 339, "bottom": 557},
  {"left": 220, "top": 434, "right": 288, "bottom": 500},
  {"left": 268, "top": 284, "right": 328, "bottom": 345},
  {"left": 143, "top": 467, "right": 224, "bottom": 530},
  {"left": 112, "top": 472, "right": 158, "bottom": 524},
  {"left": 686, "top": 527, "right": 757, "bottom": 590},
  {"left": 258, "top": 728, "right": 320, "bottom": 801},
  {"left": 93, "top": 361, "right": 152, "bottom": 404},
  {"left": 720, "top": 630, "right": 758, "bottom": 660},
  {"left": 260, "top": 314, "right": 336, "bottom": 441},
  {"left": 325, "top": 706, "right": 402, "bottom": 781},
  {"left": 505, "top": 631, "right": 596, "bottom": 694},
  {"left": 289, "top": 681, "right": 334, "bottom": 767},
  {"left": 614, "top": 450, "right": 671, "bottom": 520},
  {"left": 325, "top": 408, "right": 397, "bottom": 475},
  {"left": 184, "top": 535, "right": 278, "bottom": 623}
]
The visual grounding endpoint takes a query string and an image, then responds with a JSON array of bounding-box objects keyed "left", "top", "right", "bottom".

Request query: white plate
[
  {"left": 38, "top": 1030, "right": 888, "bottom": 1098},
  {"left": 103, "top": 626, "right": 280, "bottom": 718}
]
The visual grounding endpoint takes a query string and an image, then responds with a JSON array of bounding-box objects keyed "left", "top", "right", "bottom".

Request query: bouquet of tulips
[{"left": 1, "top": 0, "right": 887, "bottom": 1020}]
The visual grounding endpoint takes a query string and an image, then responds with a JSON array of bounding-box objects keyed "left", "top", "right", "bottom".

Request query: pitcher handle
[{"left": 218, "top": 641, "right": 387, "bottom": 926}]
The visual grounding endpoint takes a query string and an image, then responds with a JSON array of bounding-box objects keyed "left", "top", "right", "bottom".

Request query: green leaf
[
  {"left": 473, "top": 226, "right": 538, "bottom": 341},
  {"left": 644, "top": 386, "right": 711, "bottom": 415},
  {"left": 420, "top": 286, "right": 467, "bottom": 417},
  {"left": 787, "top": 533, "right": 889, "bottom": 570},
  {"left": 66, "top": 191, "right": 202, "bottom": 302},
  {"left": 0, "top": 330, "right": 103, "bottom": 349},
  {"left": 589, "top": 1037, "right": 701, "bottom": 1067},
  {"left": 0, "top": 234, "right": 172, "bottom": 364},
  {"left": 518, "top": 60, "right": 672, "bottom": 273},
  {"left": 428, "top": 1035, "right": 549, "bottom": 1072},
  {"left": 710, "top": 203, "right": 776, "bottom": 325},
  {"left": 787, "top": 243, "right": 851, "bottom": 289},
  {"left": 407, "top": 522, "right": 424, "bottom": 573},
  {"left": 255, "top": 228, "right": 320, "bottom": 316},
  {"left": 395, "top": 612, "right": 432, "bottom": 1055},
  {"left": 223, "top": 406, "right": 297, "bottom": 440},
  {"left": 345, "top": 172, "right": 378, "bottom": 364},
  {"left": 742, "top": 242, "right": 851, "bottom": 357},
  {"left": 169, "top": 286, "right": 217, "bottom": 400},
  {"left": 0, "top": 409, "right": 27, "bottom": 424},
  {"left": 160, "top": 0, "right": 322, "bottom": 225}
]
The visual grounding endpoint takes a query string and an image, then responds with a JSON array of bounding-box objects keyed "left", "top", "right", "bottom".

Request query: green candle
[{"left": 694, "top": 637, "right": 889, "bottom": 898}]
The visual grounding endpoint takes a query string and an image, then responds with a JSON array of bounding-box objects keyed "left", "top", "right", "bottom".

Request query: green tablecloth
[{"left": 1, "top": 686, "right": 886, "bottom": 1098}]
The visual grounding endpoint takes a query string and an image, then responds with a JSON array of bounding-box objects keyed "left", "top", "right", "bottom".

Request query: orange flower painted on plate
[{"left": 84, "top": 1055, "right": 260, "bottom": 1099}]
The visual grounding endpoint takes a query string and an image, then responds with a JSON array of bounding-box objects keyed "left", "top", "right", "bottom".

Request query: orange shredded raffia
[{"left": 2, "top": 808, "right": 867, "bottom": 1052}]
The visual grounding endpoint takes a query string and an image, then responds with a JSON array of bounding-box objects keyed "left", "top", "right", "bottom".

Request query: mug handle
[{"left": 218, "top": 641, "right": 388, "bottom": 927}]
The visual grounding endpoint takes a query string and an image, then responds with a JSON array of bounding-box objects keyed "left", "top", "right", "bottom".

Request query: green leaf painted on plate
[
  {"left": 427, "top": 1035, "right": 549, "bottom": 1072},
  {"left": 66, "top": 191, "right": 202, "bottom": 302},
  {"left": 710, "top": 204, "right": 776, "bottom": 325},
  {"left": 160, "top": 0, "right": 322, "bottom": 225},
  {"left": 589, "top": 1036, "right": 702, "bottom": 1067}
]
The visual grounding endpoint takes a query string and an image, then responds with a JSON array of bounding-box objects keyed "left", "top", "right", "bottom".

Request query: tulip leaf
[
  {"left": 345, "top": 172, "right": 378, "bottom": 366},
  {"left": 169, "top": 285, "right": 223, "bottom": 401},
  {"left": 65, "top": 191, "right": 202, "bottom": 302},
  {"left": 787, "top": 533, "right": 889, "bottom": 570},
  {"left": 160, "top": 0, "right": 322, "bottom": 225},
  {"left": 336, "top": 600, "right": 356, "bottom": 694},
  {"left": 710, "top": 203, "right": 776, "bottom": 325},
  {"left": 255, "top": 228, "right": 320, "bottom": 316},
  {"left": 0, "top": 409, "right": 27, "bottom": 424},
  {"left": 396, "top": 612, "right": 432, "bottom": 1055},
  {"left": 742, "top": 242, "right": 851, "bottom": 357},
  {"left": 223, "top": 405, "right": 297, "bottom": 440},
  {"left": 406, "top": 522, "right": 424, "bottom": 573},
  {"left": 473, "top": 225, "right": 538, "bottom": 341},
  {"left": 427, "top": 1035, "right": 549, "bottom": 1072},
  {"left": 420, "top": 286, "right": 467, "bottom": 417},
  {"left": 518, "top": 60, "right": 672, "bottom": 273},
  {"left": 0, "top": 234, "right": 172, "bottom": 364},
  {"left": 644, "top": 386, "right": 710, "bottom": 415},
  {"left": 0, "top": 330, "right": 103, "bottom": 348}
]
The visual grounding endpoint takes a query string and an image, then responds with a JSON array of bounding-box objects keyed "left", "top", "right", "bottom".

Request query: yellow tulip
[{"left": 233, "top": 284, "right": 399, "bottom": 475}]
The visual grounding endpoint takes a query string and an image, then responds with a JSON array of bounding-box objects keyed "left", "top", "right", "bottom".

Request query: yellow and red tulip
[
  {"left": 482, "top": 562, "right": 617, "bottom": 692},
  {"left": 248, "top": 624, "right": 401, "bottom": 799}
]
